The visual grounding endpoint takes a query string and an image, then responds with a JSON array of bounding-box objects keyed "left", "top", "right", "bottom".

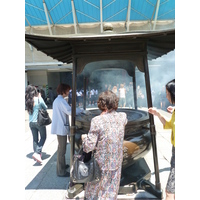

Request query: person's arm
[
  {"left": 60, "top": 99, "right": 72, "bottom": 115},
  {"left": 81, "top": 118, "right": 98, "bottom": 153},
  {"left": 148, "top": 107, "right": 166, "bottom": 126},
  {"left": 60, "top": 98, "right": 83, "bottom": 115},
  {"left": 76, "top": 107, "right": 83, "bottom": 115},
  {"left": 39, "top": 96, "right": 48, "bottom": 110}
]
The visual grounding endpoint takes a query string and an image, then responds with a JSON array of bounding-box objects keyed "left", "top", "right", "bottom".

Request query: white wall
[
  {"left": 27, "top": 70, "right": 48, "bottom": 95},
  {"left": 27, "top": 71, "right": 47, "bottom": 86}
]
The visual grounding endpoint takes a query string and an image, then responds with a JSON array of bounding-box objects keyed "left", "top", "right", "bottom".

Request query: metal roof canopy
[
  {"left": 25, "top": 0, "right": 175, "bottom": 34},
  {"left": 25, "top": 29, "right": 175, "bottom": 75},
  {"left": 25, "top": 28, "right": 174, "bottom": 198}
]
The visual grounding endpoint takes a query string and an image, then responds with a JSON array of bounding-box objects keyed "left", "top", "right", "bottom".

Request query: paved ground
[{"left": 25, "top": 108, "right": 172, "bottom": 200}]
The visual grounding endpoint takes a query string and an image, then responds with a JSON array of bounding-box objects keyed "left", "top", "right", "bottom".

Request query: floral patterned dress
[{"left": 82, "top": 111, "right": 127, "bottom": 200}]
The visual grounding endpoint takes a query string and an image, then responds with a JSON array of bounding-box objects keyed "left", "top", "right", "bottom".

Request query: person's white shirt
[
  {"left": 76, "top": 91, "right": 82, "bottom": 96},
  {"left": 119, "top": 88, "right": 126, "bottom": 98},
  {"left": 51, "top": 95, "right": 82, "bottom": 136},
  {"left": 90, "top": 89, "right": 95, "bottom": 96}
]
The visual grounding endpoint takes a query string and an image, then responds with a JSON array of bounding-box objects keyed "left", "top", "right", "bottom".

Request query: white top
[
  {"left": 119, "top": 88, "right": 126, "bottom": 98},
  {"left": 90, "top": 89, "right": 95, "bottom": 95},
  {"left": 51, "top": 95, "right": 82, "bottom": 136},
  {"left": 76, "top": 91, "right": 82, "bottom": 96}
]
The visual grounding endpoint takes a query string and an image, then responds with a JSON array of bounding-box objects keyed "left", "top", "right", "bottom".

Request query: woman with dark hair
[
  {"left": 51, "top": 83, "right": 82, "bottom": 177},
  {"left": 81, "top": 90, "right": 127, "bottom": 199},
  {"left": 148, "top": 79, "right": 175, "bottom": 200},
  {"left": 25, "top": 85, "right": 48, "bottom": 163}
]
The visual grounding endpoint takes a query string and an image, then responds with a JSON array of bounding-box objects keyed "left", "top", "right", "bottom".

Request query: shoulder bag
[
  {"left": 71, "top": 147, "right": 101, "bottom": 184},
  {"left": 37, "top": 99, "right": 52, "bottom": 126}
]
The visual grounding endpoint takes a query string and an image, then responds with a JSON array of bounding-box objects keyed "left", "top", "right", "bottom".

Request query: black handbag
[
  {"left": 71, "top": 147, "right": 101, "bottom": 184},
  {"left": 37, "top": 99, "right": 52, "bottom": 126}
]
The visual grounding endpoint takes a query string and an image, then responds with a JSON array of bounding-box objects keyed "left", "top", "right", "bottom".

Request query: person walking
[
  {"left": 25, "top": 85, "right": 48, "bottom": 164},
  {"left": 51, "top": 83, "right": 82, "bottom": 177},
  {"left": 148, "top": 79, "right": 175, "bottom": 200},
  {"left": 81, "top": 90, "right": 127, "bottom": 199},
  {"left": 118, "top": 83, "right": 126, "bottom": 107}
]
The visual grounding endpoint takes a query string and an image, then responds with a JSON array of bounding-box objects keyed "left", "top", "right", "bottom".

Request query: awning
[{"left": 25, "top": 29, "right": 175, "bottom": 69}]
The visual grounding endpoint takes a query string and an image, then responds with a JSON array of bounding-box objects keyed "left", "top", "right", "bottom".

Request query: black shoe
[
  {"left": 57, "top": 171, "right": 70, "bottom": 177},
  {"left": 66, "top": 164, "right": 70, "bottom": 169}
]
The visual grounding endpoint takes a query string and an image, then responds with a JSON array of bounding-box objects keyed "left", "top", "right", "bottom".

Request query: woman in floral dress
[{"left": 81, "top": 90, "right": 127, "bottom": 200}]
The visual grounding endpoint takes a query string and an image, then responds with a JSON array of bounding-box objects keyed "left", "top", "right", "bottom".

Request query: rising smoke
[
  {"left": 148, "top": 50, "right": 175, "bottom": 107},
  {"left": 77, "top": 50, "right": 175, "bottom": 109}
]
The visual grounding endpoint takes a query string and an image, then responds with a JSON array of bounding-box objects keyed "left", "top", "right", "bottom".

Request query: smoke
[
  {"left": 148, "top": 50, "right": 175, "bottom": 93},
  {"left": 89, "top": 69, "right": 132, "bottom": 91},
  {"left": 77, "top": 50, "right": 175, "bottom": 108},
  {"left": 148, "top": 50, "right": 175, "bottom": 108},
  {"left": 80, "top": 60, "right": 134, "bottom": 91}
]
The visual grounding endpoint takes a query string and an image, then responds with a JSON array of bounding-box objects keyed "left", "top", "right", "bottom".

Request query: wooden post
[
  {"left": 67, "top": 56, "right": 84, "bottom": 198},
  {"left": 83, "top": 77, "right": 87, "bottom": 110},
  {"left": 133, "top": 66, "right": 137, "bottom": 109},
  {"left": 70, "top": 57, "right": 77, "bottom": 178},
  {"left": 143, "top": 53, "right": 161, "bottom": 190}
]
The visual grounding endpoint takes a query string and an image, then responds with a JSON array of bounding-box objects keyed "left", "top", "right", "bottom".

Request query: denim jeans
[{"left": 29, "top": 122, "right": 47, "bottom": 154}]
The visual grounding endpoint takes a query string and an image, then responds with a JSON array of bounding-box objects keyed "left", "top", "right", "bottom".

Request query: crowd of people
[
  {"left": 34, "top": 81, "right": 170, "bottom": 111},
  {"left": 68, "top": 82, "right": 134, "bottom": 108},
  {"left": 66, "top": 82, "right": 170, "bottom": 110},
  {"left": 25, "top": 79, "right": 175, "bottom": 200}
]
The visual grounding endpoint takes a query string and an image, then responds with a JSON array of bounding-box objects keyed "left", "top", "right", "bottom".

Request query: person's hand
[
  {"left": 148, "top": 107, "right": 159, "bottom": 117},
  {"left": 167, "top": 106, "right": 175, "bottom": 113},
  {"left": 81, "top": 110, "right": 91, "bottom": 115},
  {"left": 81, "top": 134, "right": 87, "bottom": 141}
]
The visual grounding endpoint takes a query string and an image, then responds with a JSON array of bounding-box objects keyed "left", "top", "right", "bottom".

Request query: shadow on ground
[
  {"left": 26, "top": 152, "right": 51, "bottom": 160},
  {"left": 25, "top": 151, "right": 70, "bottom": 190},
  {"left": 151, "top": 167, "right": 170, "bottom": 175}
]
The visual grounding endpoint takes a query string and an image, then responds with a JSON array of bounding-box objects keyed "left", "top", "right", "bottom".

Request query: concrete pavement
[{"left": 25, "top": 108, "right": 172, "bottom": 200}]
